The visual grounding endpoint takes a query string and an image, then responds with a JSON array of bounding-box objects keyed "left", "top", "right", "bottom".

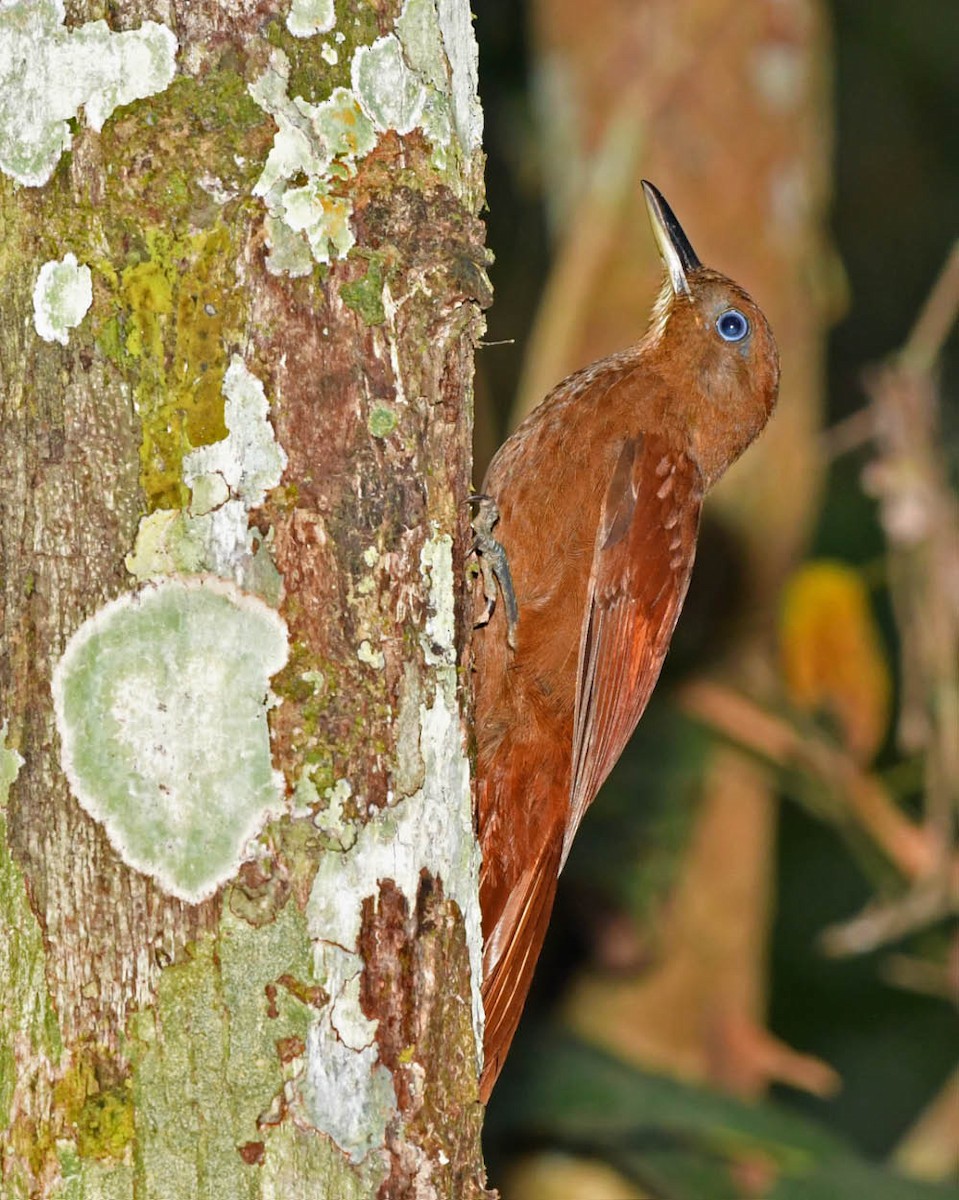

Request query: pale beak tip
[{"left": 642, "top": 180, "right": 702, "bottom": 296}]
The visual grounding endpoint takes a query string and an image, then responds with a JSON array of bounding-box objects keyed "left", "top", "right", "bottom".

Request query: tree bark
[{"left": 0, "top": 1, "right": 489, "bottom": 1195}]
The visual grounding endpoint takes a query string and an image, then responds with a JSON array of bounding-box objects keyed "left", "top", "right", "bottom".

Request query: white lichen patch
[
  {"left": 392, "top": 0, "right": 481, "bottom": 173},
  {"left": 32, "top": 253, "right": 93, "bottom": 345},
  {"left": 302, "top": 971, "right": 396, "bottom": 1164},
  {"left": 126, "top": 356, "right": 286, "bottom": 601},
  {"left": 395, "top": 0, "right": 446, "bottom": 91},
  {"left": 351, "top": 34, "right": 426, "bottom": 137},
  {"left": 0, "top": 0, "right": 177, "bottom": 187},
  {"left": 294, "top": 531, "right": 482, "bottom": 1159},
  {"left": 287, "top": 0, "right": 336, "bottom": 39},
  {"left": 52, "top": 578, "right": 289, "bottom": 903},
  {"left": 249, "top": 0, "right": 481, "bottom": 265},
  {"left": 281, "top": 181, "right": 355, "bottom": 265},
  {"left": 249, "top": 50, "right": 375, "bottom": 274},
  {"left": 311, "top": 777, "right": 357, "bottom": 852},
  {"left": 436, "top": 0, "right": 483, "bottom": 156},
  {"left": 419, "top": 532, "right": 456, "bottom": 666},
  {"left": 356, "top": 639, "right": 385, "bottom": 670},
  {"left": 0, "top": 720, "right": 24, "bottom": 806},
  {"left": 416, "top": 531, "right": 483, "bottom": 1037},
  {"left": 185, "top": 356, "right": 287, "bottom": 511}
]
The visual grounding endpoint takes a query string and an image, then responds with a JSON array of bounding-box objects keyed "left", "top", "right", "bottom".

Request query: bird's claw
[{"left": 470, "top": 494, "right": 519, "bottom": 650}]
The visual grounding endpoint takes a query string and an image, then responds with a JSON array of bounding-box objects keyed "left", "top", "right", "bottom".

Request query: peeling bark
[{"left": 0, "top": 1, "right": 489, "bottom": 1194}]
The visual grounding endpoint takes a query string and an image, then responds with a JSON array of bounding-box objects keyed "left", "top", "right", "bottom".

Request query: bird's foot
[{"left": 470, "top": 494, "right": 518, "bottom": 650}]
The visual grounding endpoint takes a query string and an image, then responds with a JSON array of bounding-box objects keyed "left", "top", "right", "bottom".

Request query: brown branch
[
  {"left": 899, "top": 240, "right": 959, "bottom": 374},
  {"left": 893, "top": 1062, "right": 959, "bottom": 1183},
  {"left": 862, "top": 245, "right": 959, "bottom": 875},
  {"left": 820, "top": 241, "right": 959, "bottom": 457},
  {"left": 820, "top": 878, "right": 958, "bottom": 957},
  {"left": 678, "top": 679, "right": 941, "bottom": 881},
  {"left": 881, "top": 951, "right": 958, "bottom": 1003}
]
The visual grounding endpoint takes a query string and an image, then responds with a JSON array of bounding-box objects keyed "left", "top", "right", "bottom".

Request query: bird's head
[{"left": 641, "top": 180, "right": 780, "bottom": 488}]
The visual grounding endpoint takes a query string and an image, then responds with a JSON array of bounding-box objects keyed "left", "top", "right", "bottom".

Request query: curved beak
[{"left": 642, "top": 180, "right": 701, "bottom": 297}]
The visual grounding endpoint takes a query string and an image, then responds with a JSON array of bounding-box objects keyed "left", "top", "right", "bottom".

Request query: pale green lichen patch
[
  {"left": 348, "top": 0, "right": 470, "bottom": 180},
  {"left": 52, "top": 1143, "right": 134, "bottom": 1200},
  {"left": 435, "top": 0, "right": 483, "bottom": 157},
  {"left": 311, "top": 777, "right": 358, "bottom": 852},
  {"left": 0, "top": 0, "right": 177, "bottom": 187},
  {"left": 252, "top": 0, "right": 479, "bottom": 269},
  {"left": 366, "top": 403, "right": 396, "bottom": 438},
  {"left": 356, "top": 639, "right": 385, "bottom": 669},
  {"left": 249, "top": 50, "right": 375, "bottom": 273},
  {"left": 287, "top": 0, "right": 336, "bottom": 39},
  {"left": 131, "top": 906, "right": 321, "bottom": 1194},
  {"left": 52, "top": 579, "right": 289, "bottom": 903},
  {"left": 350, "top": 34, "right": 425, "bottom": 136},
  {"left": 33, "top": 253, "right": 93, "bottom": 345},
  {"left": 281, "top": 182, "right": 355, "bottom": 265},
  {"left": 126, "top": 356, "right": 286, "bottom": 603}
]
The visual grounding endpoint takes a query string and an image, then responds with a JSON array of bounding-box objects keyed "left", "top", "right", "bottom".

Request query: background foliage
[{"left": 473, "top": 2, "right": 959, "bottom": 1196}]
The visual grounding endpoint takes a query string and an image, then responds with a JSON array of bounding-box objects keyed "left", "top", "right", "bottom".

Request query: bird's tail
[{"left": 478, "top": 766, "right": 566, "bottom": 1102}]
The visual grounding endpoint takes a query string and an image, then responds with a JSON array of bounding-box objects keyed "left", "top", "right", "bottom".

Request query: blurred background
[{"left": 472, "top": 1, "right": 959, "bottom": 1196}]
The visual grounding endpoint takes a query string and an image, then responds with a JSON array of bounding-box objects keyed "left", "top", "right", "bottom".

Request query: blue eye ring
[{"left": 716, "top": 308, "right": 749, "bottom": 342}]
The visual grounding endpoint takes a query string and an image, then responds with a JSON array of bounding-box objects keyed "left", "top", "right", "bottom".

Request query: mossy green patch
[
  {"left": 122, "top": 259, "right": 173, "bottom": 358},
  {"left": 9, "top": 1046, "right": 132, "bottom": 1185},
  {"left": 264, "top": 13, "right": 382, "bottom": 102},
  {"left": 96, "top": 314, "right": 126, "bottom": 366},
  {"left": 118, "top": 226, "right": 247, "bottom": 512},
  {"left": 99, "top": 68, "right": 270, "bottom": 231},
  {"left": 173, "top": 226, "right": 236, "bottom": 446},
  {"left": 0, "top": 54, "right": 277, "bottom": 513},
  {"left": 167, "top": 71, "right": 265, "bottom": 139},
  {"left": 341, "top": 255, "right": 387, "bottom": 326},
  {"left": 75, "top": 1086, "right": 135, "bottom": 1160}
]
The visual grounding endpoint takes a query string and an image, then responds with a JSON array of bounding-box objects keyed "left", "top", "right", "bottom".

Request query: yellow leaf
[
  {"left": 502, "top": 1152, "right": 645, "bottom": 1200},
  {"left": 780, "top": 561, "right": 891, "bottom": 762}
]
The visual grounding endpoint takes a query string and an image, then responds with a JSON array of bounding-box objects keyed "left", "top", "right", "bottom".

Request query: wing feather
[{"left": 562, "top": 434, "right": 703, "bottom": 867}]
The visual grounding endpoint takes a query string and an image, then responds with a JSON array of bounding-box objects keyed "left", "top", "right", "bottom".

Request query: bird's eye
[{"left": 716, "top": 308, "right": 749, "bottom": 342}]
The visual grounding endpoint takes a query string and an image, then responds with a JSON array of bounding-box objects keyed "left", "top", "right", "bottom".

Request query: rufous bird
[{"left": 472, "top": 181, "right": 780, "bottom": 1101}]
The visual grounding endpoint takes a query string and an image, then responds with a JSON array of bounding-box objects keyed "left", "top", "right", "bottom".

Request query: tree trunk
[{"left": 0, "top": 2, "right": 489, "bottom": 1195}]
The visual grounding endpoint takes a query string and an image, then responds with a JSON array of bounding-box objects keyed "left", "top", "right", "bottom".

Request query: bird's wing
[{"left": 563, "top": 433, "right": 703, "bottom": 868}]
